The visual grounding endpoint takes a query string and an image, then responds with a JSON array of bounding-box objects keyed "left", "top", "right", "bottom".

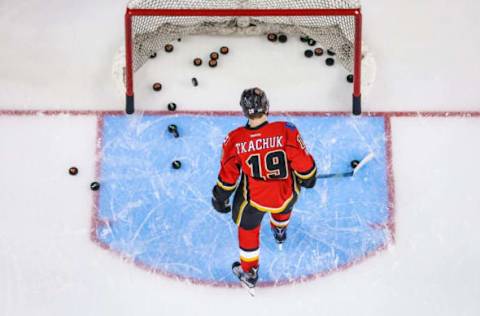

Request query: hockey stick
[{"left": 316, "top": 152, "right": 375, "bottom": 179}]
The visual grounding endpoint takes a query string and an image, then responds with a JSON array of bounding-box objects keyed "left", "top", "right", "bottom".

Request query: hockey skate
[
  {"left": 232, "top": 261, "right": 258, "bottom": 297},
  {"left": 271, "top": 226, "right": 287, "bottom": 250}
]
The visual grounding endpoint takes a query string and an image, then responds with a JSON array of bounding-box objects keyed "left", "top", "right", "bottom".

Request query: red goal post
[{"left": 124, "top": 7, "right": 363, "bottom": 115}]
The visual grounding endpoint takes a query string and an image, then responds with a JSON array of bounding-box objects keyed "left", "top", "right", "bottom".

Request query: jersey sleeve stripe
[
  {"left": 294, "top": 165, "right": 317, "bottom": 180},
  {"left": 216, "top": 178, "right": 237, "bottom": 191}
]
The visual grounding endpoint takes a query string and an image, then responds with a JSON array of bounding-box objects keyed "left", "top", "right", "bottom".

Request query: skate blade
[
  {"left": 278, "top": 243, "right": 283, "bottom": 251},
  {"left": 240, "top": 282, "right": 256, "bottom": 297},
  {"left": 232, "top": 268, "right": 256, "bottom": 297}
]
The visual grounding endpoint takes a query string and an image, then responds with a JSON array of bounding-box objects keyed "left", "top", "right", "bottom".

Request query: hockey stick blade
[
  {"left": 353, "top": 152, "right": 375, "bottom": 175},
  {"left": 316, "top": 152, "right": 374, "bottom": 179}
]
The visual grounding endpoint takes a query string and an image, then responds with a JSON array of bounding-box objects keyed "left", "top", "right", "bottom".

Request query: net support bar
[
  {"left": 124, "top": 8, "right": 362, "bottom": 115},
  {"left": 125, "top": 12, "right": 134, "bottom": 114},
  {"left": 353, "top": 11, "right": 362, "bottom": 115}
]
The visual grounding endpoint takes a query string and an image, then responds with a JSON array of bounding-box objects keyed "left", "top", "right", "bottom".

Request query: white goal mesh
[{"left": 129, "top": 0, "right": 360, "bottom": 75}]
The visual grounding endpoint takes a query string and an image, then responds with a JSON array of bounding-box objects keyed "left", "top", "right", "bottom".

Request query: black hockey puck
[
  {"left": 210, "top": 52, "right": 219, "bottom": 60},
  {"left": 177, "top": 38, "right": 182, "bottom": 42},
  {"left": 165, "top": 44, "right": 174, "bottom": 53},
  {"left": 191, "top": 77, "right": 198, "bottom": 87},
  {"left": 220, "top": 46, "right": 229, "bottom": 55},
  {"left": 327, "top": 49, "right": 336, "bottom": 56},
  {"left": 325, "top": 58, "right": 335, "bottom": 66},
  {"left": 193, "top": 58, "right": 203, "bottom": 66},
  {"left": 304, "top": 50, "right": 314, "bottom": 58},
  {"left": 167, "top": 103, "right": 177, "bottom": 111},
  {"left": 68, "top": 167, "right": 78, "bottom": 176},
  {"left": 153, "top": 82, "right": 162, "bottom": 91},
  {"left": 278, "top": 34, "right": 288, "bottom": 43},
  {"left": 351, "top": 160, "right": 360, "bottom": 169},
  {"left": 300, "top": 36, "right": 310, "bottom": 43},
  {"left": 90, "top": 181, "right": 100, "bottom": 191},
  {"left": 267, "top": 33, "right": 278, "bottom": 42},
  {"left": 172, "top": 160, "right": 182, "bottom": 169},
  {"left": 149, "top": 52, "right": 157, "bottom": 59},
  {"left": 314, "top": 47, "right": 324, "bottom": 56},
  {"left": 308, "top": 39, "right": 317, "bottom": 46},
  {"left": 347, "top": 74, "right": 354, "bottom": 83},
  {"left": 209, "top": 59, "right": 218, "bottom": 68},
  {"left": 168, "top": 124, "right": 179, "bottom": 138}
]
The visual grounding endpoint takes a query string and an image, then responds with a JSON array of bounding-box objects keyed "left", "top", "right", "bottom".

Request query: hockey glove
[
  {"left": 299, "top": 176, "right": 316, "bottom": 189},
  {"left": 211, "top": 197, "right": 231, "bottom": 214}
]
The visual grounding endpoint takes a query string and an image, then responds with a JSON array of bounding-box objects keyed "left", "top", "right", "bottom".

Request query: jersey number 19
[{"left": 246, "top": 150, "right": 288, "bottom": 180}]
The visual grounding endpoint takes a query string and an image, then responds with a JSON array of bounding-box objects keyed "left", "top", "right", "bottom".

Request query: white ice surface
[{"left": 0, "top": 0, "right": 480, "bottom": 315}]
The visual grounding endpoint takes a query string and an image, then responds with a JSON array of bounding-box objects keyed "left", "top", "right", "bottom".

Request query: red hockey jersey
[{"left": 216, "top": 121, "right": 316, "bottom": 213}]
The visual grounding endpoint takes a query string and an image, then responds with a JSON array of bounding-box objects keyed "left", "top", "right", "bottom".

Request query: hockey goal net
[{"left": 120, "top": 0, "right": 366, "bottom": 115}]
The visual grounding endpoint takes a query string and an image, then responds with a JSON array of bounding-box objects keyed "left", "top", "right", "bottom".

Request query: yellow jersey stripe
[
  {"left": 294, "top": 166, "right": 317, "bottom": 180},
  {"left": 250, "top": 194, "right": 293, "bottom": 214},
  {"left": 235, "top": 200, "right": 248, "bottom": 226},
  {"left": 216, "top": 180, "right": 236, "bottom": 191},
  {"left": 293, "top": 173, "right": 300, "bottom": 194}
]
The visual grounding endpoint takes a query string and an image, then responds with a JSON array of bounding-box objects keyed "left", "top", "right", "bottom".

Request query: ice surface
[{"left": 95, "top": 114, "right": 390, "bottom": 283}]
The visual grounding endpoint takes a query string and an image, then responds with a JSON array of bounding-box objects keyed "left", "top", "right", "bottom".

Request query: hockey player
[{"left": 211, "top": 88, "right": 317, "bottom": 293}]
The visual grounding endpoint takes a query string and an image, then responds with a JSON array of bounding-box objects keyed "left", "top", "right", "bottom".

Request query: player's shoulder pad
[
  {"left": 223, "top": 126, "right": 242, "bottom": 146},
  {"left": 234, "top": 124, "right": 249, "bottom": 134},
  {"left": 229, "top": 126, "right": 245, "bottom": 138},
  {"left": 284, "top": 121, "right": 298, "bottom": 132}
]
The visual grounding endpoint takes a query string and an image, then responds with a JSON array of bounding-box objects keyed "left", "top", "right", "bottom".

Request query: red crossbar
[{"left": 126, "top": 8, "right": 360, "bottom": 17}]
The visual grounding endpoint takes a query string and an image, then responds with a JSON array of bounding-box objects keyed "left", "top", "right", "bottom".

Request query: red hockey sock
[
  {"left": 238, "top": 226, "right": 260, "bottom": 272},
  {"left": 270, "top": 211, "right": 291, "bottom": 229}
]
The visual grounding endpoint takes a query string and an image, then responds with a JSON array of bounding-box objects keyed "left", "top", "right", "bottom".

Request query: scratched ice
[{"left": 95, "top": 113, "right": 390, "bottom": 284}]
